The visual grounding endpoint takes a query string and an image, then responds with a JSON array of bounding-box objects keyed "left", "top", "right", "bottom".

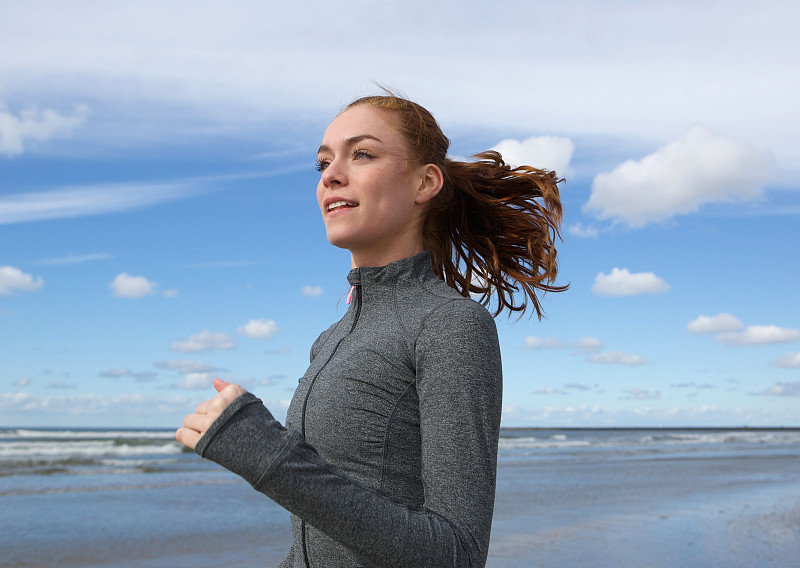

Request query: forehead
[{"left": 321, "top": 105, "right": 405, "bottom": 148}]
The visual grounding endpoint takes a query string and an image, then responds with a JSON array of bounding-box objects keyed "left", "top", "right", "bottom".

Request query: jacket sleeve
[{"left": 194, "top": 299, "right": 502, "bottom": 568}]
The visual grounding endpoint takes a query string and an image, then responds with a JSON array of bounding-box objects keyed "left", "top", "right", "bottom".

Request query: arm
[{"left": 189, "top": 301, "right": 502, "bottom": 568}]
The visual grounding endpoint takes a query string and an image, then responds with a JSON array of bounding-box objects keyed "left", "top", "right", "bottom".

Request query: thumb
[{"left": 213, "top": 377, "right": 230, "bottom": 392}]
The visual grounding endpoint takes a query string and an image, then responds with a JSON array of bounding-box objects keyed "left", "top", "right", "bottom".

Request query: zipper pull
[{"left": 346, "top": 285, "right": 356, "bottom": 305}]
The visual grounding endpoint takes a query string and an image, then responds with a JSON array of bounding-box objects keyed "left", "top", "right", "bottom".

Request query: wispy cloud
[
  {"left": 154, "top": 360, "right": 224, "bottom": 374},
  {"left": 524, "top": 336, "right": 563, "bottom": 349},
  {"left": 753, "top": 381, "right": 800, "bottom": 397},
  {"left": 185, "top": 260, "right": 262, "bottom": 269},
  {"left": 0, "top": 391, "right": 195, "bottom": 416},
  {"left": 570, "top": 337, "right": 603, "bottom": 355},
  {"left": 588, "top": 351, "right": 645, "bottom": 366},
  {"left": 0, "top": 181, "right": 208, "bottom": 225},
  {"left": 170, "top": 330, "right": 236, "bottom": 353},
  {"left": 567, "top": 223, "right": 599, "bottom": 239},
  {"left": 0, "top": 103, "right": 90, "bottom": 156},
  {"left": 99, "top": 368, "right": 157, "bottom": 382},
  {"left": 620, "top": 388, "right": 661, "bottom": 400},
  {"left": 774, "top": 352, "right": 800, "bottom": 368},
  {"left": 301, "top": 285, "right": 323, "bottom": 297},
  {"left": 36, "top": 253, "right": 113, "bottom": 265}
]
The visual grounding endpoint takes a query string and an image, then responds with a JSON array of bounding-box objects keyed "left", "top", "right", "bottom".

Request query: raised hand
[{"left": 176, "top": 378, "right": 248, "bottom": 450}]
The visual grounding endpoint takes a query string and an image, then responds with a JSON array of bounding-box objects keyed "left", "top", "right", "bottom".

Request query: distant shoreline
[
  {"left": 500, "top": 425, "right": 800, "bottom": 431},
  {"left": 4, "top": 425, "right": 800, "bottom": 432}
]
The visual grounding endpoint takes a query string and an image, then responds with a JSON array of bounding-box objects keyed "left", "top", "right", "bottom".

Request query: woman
[{"left": 177, "top": 93, "right": 565, "bottom": 568}]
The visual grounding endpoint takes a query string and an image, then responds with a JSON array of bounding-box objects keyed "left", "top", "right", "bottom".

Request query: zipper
[{"left": 299, "top": 283, "right": 361, "bottom": 566}]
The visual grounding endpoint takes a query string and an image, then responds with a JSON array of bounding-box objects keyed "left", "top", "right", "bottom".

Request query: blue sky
[{"left": 1, "top": 0, "right": 798, "bottom": 428}]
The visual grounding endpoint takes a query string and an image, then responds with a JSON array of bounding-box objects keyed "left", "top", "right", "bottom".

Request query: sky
[{"left": 1, "top": 0, "right": 798, "bottom": 428}]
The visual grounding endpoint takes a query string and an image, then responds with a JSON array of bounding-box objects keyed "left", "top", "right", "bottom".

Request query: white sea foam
[
  {"left": 0, "top": 439, "right": 183, "bottom": 460},
  {"left": 11, "top": 429, "right": 175, "bottom": 439},
  {"left": 497, "top": 429, "right": 800, "bottom": 455}
]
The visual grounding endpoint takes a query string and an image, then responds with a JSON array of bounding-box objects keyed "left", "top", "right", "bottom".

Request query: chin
[{"left": 325, "top": 229, "right": 355, "bottom": 251}]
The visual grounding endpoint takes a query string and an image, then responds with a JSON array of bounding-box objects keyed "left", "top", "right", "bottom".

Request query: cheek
[{"left": 315, "top": 181, "right": 325, "bottom": 213}]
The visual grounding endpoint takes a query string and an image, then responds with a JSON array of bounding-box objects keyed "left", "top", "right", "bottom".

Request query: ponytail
[
  {"left": 345, "top": 93, "right": 568, "bottom": 319},
  {"left": 425, "top": 151, "right": 567, "bottom": 318}
]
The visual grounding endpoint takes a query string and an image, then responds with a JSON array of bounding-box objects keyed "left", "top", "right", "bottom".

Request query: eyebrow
[{"left": 317, "top": 134, "right": 383, "bottom": 155}]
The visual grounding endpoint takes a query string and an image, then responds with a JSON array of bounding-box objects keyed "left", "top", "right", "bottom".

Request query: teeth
[{"left": 328, "top": 200, "right": 354, "bottom": 211}]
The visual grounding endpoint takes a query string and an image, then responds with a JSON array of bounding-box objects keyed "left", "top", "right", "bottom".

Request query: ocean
[{"left": 2, "top": 427, "right": 799, "bottom": 567}]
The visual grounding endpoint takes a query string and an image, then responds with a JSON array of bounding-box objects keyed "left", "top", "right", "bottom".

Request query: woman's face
[{"left": 316, "top": 105, "right": 438, "bottom": 267}]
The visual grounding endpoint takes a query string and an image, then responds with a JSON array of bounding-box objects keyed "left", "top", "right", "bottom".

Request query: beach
[{"left": 1, "top": 428, "right": 798, "bottom": 567}]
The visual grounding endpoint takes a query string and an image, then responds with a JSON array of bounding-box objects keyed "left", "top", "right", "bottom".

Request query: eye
[
  {"left": 315, "top": 159, "right": 330, "bottom": 172},
  {"left": 353, "top": 149, "right": 374, "bottom": 161}
]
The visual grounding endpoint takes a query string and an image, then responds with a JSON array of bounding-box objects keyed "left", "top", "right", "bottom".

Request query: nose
[{"left": 321, "top": 158, "right": 346, "bottom": 188}]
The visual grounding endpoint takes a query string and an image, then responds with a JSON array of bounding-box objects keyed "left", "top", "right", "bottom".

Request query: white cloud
[
  {"left": 491, "top": 135, "right": 574, "bottom": 176},
  {"left": 524, "top": 336, "right": 563, "bottom": 349},
  {"left": 753, "top": 381, "right": 800, "bottom": 397},
  {"left": 0, "top": 266, "right": 43, "bottom": 295},
  {"left": 0, "top": 181, "right": 207, "bottom": 225},
  {"left": 99, "top": 367, "right": 130, "bottom": 378},
  {"left": 15, "top": 377, "right": 31, "bottom": 387},
  {"left": 592, "top": 268, "right": 669, "bottom": 296},
  {"left": 0, "top": 2, "right": 798, "bottom": 175},
  {"left": 570, "top": 337, "right": 603, "bottom": 354},
  {"left": 588, "top": 351, "right": 645, "bottom": 366},
  {"left": 567, "top": 223, "right": 599, "bottom": 238},
  {"left": 524, "top": 336, "right": 540, "bottom": 349},
  {"left": 0, "top": 103, "right": 90, "bottom": 156},
  {"left": 687, "top": 313, "right": 744, "bottom": 334},
  {"left": 155, "top": 360, "right": 223, "bottom": 374},
  {"left": 621, "top": 388, "right": 661, "bottom": 400},
  {"left": 718, "top": 325, "right": 800, "bottom": 346},
  {"left": 237, "top": 318, "right": 280, "bottom": 339},
  {"left": 533, "top": 388, "right": 567, "bottom": 396},
  {"left": 170, "top": 330, "right": 236, "bottom": 353},
  {"left": 774, "top": 352, "right": 800, "bottom": 368},
  {"left": 162, "top": 289, "right": 179, "bottom": 298},
  {"left": 584, "top": 126, "right": 773, "bottom": 227},
  {"left": 0, "top": 391, "right": 195, "bottom": 418},
  {"left": 110, "top": 273, "right": 157, "bottom": 298},
  {"left": 301, "top": 285, "right": 323, "bottom": 297},
  {"left": 98, "top": 368, "right": 156, "bottom": 382},
  {"left": 174, "top": 372, "right": 214, "bottom": 390}
]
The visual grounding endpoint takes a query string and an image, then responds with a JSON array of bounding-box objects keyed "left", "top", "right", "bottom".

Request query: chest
[{"left": 286, "top": 322, "right": 420, "bottom": 481}]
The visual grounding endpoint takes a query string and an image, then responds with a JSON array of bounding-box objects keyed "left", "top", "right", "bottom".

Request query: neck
[{"left": 350, "top": 240, "right": 425, "bottom": 269}]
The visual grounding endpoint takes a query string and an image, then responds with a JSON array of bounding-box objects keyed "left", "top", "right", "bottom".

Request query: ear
[{"left": 414, "top": 164, "right": 443, "bottom": 204}]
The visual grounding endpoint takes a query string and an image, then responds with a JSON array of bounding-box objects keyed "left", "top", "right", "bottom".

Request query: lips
[{"left": 324, "top": 198, "right": 358, "bottom": 213}]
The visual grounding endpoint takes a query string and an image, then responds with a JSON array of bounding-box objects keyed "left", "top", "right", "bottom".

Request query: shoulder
[
  {"left": 414, "top": 297, "right": 500, "bottom": 366},
  {"left": 395, "top": 269, "right": 496, "bottom": 336},
  {"left": 417, "top": 297, "right": 498, "bottom": 347}
]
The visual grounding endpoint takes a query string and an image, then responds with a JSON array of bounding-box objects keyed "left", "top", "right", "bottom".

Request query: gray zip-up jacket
[{"left": 196, "top": 251, "right": 503, "bottom": 567}]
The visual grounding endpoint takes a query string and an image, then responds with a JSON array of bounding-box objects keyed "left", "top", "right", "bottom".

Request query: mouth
[{"left": 326, "top": 200, "right": 358, "bottom": 213}]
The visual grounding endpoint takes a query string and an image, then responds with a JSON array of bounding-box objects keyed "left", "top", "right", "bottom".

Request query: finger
[
  {"left": 183, "top": 412, "right": 213, "bottom": 434},
  {"left": 196, "top": 396, "right": 216, "bottom": 414},
  {"left": 213, "top": 377, "right": 230, "bottom": 392},
  {"left": 175, "top": 427, "right": 201, "bottom": 450},
  {"left": 218, "top": 383, "right": 247, "bottom": 404}
]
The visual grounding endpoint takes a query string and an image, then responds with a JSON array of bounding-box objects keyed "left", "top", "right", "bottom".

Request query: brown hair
[{"left": 345, "top": 94, "right": 567, "bottom": 318}]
